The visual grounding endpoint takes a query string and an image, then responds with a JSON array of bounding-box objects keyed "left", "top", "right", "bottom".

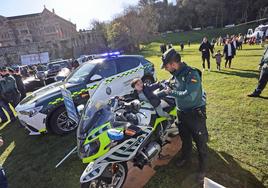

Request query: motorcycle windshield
[{"left": 77, "top": 101, "right": 113, "bottom": 140}]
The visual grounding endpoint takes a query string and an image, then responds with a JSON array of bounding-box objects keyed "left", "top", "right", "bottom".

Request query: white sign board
[
  {"left": 61, "top": 87, "right": 79, "bottom": 124},
  {"left": 204, "top": 178, "right": 225, "bottom": 188},
  {"left": 21, "top": 52, "right": 49, "bottom": 65}
]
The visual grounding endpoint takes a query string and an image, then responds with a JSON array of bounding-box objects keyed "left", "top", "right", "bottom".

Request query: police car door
[
  {"left": 114, "top": 57, "right": 143, "bottom": 96},
  {"left": 90, "top": 60, "right": 117, "bottom": 101}
]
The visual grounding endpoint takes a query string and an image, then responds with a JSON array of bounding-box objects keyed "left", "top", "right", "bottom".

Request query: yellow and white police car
[{"left": 15, "top": 52, "right": 156, "bottom": 135}]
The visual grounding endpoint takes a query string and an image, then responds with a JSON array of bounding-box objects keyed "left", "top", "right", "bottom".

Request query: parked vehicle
[
  {"left": 246, "top": 24, "right": 268, "bottom": 39},
  {"left": 15, "top": 53, "right": 156, "bottom": 135},
  {"left": 77, "top": 55, "right": 94, "bottom": 64},
  {"left": 46, "top": 60, "right": 71, "bottom": 78}
]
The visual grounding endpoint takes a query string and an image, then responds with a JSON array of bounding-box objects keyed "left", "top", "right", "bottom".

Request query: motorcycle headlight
[
  {"left": 19, "top": 106, "right": 43, "bottom": 117},
  {"left": 79, "top": 138, "right": 100, "bottom": 158}
]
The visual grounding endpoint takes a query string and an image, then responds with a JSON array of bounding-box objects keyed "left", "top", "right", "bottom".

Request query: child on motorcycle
[{"left": 122, "top": 78, "right": 171, "bottom": 119}]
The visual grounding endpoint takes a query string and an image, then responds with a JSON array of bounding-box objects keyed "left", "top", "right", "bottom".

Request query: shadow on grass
[
  {"left": 259, "top": 96, "right": 268, "bottom": 99},
  {"left": 211, "top": 70, "right": 259, "bottom": 79},
  {"left": 241, "top": 48, "right": 264, "bottom": 51},
  {"left": 0, "top": 121, "right": 84, "bottom": 188},
  {"left": 146, "top": 148, "right": 266, "bottom": 188},
  {"left": 236, "top": 54, "right": 262, "bottom": 58},
  {"left": 231, "top": 68, "right": 260, "bottom": 73}
]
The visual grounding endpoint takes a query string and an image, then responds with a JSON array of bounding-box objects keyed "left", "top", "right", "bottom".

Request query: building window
[
  {"left": 1, "top": 32, "right": 10, "bottom": 39},
  {"left": 20, "top": 30, "right": 29, "bottom": 34},
  {"left": 44, "top": 26, "right": 56, "bottom": 33}
]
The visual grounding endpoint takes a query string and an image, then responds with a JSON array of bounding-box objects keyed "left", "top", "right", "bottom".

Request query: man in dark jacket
[
  {"left": 199, "top": 37, "right": 214, "bottom": 71},
  {"left": 223, "top": 39, "right": 236, "bottom": 68},
  {"left": 123, "top": 78, "right": 170, "bottom": 118},
  {"left": 8, "top": 68, "right": 26, "bottom": 100}
]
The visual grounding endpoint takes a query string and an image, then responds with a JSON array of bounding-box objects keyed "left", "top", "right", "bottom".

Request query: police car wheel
[
  {"left": 49, "top": 106, "right": 77, "bottom": 135},
  {"left": 142, "top": 76, "right": 154, "bottom": 85}
]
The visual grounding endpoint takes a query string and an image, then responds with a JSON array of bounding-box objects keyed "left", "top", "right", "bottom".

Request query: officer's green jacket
[
  {"left": 0, "top": 75, "right": 18, "bottom": 94},
  {"left": 169, "top": 63, "right": 206, "bottom": 111}
]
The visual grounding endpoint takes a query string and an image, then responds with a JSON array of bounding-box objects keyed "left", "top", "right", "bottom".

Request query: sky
[{"left": 0, "top": 0, "right": 140, "bottom": 29}]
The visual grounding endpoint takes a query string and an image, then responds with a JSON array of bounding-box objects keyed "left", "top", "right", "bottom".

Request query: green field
[{"left": 0, "top": 39, "right": 267, "bottom": 187}]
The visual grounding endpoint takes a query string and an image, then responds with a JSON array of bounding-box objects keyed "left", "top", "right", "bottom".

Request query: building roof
[
  {"left": 5, "top": 8, "right": 75, "bottom": 27},
  {"left": 7, "top": 13, "right": 41, "bottom": 20}
]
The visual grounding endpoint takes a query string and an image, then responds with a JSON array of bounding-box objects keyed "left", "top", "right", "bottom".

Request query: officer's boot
[{"left": 247, "top": 89, "right": 261, "bottom": 97}]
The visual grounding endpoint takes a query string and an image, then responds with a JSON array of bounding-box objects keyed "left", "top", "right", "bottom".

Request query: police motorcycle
[{"left": 77, "top": 80, "right": 178, "bottom": 188}]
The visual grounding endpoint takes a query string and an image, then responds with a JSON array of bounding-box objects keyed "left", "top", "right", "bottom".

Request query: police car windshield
[{"left": 66, "top": 62, "right": 96, "bottom": 84}]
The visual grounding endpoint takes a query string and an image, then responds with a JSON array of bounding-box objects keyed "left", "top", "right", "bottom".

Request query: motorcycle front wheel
[{"left": 81, "top": 162, "right": 128, "bottom": 188}]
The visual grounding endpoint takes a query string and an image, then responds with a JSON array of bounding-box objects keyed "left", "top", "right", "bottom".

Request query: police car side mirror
[{"left": 90, "top": 74, "right": 102, "bottom": 81}]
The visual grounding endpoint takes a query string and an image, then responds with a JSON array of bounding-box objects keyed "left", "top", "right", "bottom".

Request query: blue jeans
[{"left": 0, "top": 167, "right": 8, "bottom": 188}]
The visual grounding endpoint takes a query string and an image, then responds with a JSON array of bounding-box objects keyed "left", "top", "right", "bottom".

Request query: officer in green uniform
[{"left": 161, "top": 48, "right": 208, "bottom": 183}]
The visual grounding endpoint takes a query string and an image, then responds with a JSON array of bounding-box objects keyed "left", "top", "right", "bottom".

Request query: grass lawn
[{"left": 0, "top": 42, "right": 267, "bottom": 188}]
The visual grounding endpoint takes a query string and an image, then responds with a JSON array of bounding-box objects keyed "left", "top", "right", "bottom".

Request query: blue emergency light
[{"left": 100, "top": 51, "right": 121, "bottom": 57}]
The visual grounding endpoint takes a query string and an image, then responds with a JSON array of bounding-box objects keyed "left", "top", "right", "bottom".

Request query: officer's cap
[{"left": 161, "top": 48, "right": 181, "bottom": 69}]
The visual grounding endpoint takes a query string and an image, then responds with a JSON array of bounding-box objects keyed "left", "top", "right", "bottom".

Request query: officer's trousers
[
  {"left": 0, "top": 100, "right": 16, "bottom": 124},
  {"left": 0, "top": 166, "right": 8, "bottom": 188},
  {"left": 255, "top": 68, "right": 268, "bottom": 95},
  {"left": 177, "top": 106, "right": 208, "bottom": 172}
]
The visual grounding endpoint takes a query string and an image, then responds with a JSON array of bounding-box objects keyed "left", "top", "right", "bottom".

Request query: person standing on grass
[
  {"left": 231, "top": 36, "right": 237, "bottom": 56},
  {"left": 180, "top": 42, "right": 184, "bottom": 51},
  {"left": 199, "top": 37, "right": 214, "bottom": 71},
  {"left": 223, "top": 39, "right": 235, "bottom": 68},
  {"left": 212, "top": 50, "right": 224, "bottom": 71},
  {"left": 238, "top": 34, "right": 244, "bottom": 50},
  {"left": 248, "top": 47, "right": 268, "bottom": 97},
  {"left": 161, "top": 48, "right": 208, "bottom": 185},
  {"left": 0, "top": 68, "right": 17, "bottom": 123},
  {"left": 8, "top": 68, "right": 26, "bottom": 100},
  {"left": 0, "top": 67, "right": 21, "bottom": 107}
]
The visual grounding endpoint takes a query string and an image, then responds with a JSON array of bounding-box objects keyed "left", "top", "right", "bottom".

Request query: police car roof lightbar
[
  {"left": 92, "top": 51, "right": 122, "bottom": 60},
  {"left": 99, "top": 51, "right": 121, "bottom": 57}
]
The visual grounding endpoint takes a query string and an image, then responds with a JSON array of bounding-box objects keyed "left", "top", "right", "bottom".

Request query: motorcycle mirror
[{"left": 77, "top": 104, "right": 85, "bottom": 115}]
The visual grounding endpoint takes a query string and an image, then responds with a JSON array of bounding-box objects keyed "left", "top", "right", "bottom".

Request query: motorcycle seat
[{"left": 163, "top": 106, "right": 174, "bottom": 113}]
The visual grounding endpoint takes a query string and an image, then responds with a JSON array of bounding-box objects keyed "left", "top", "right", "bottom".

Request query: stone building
[
  {"left": 0, "top": 7, "right": 77, "bottom": 47},
  {"left": 0, "top": 8, "right": 108, "bottom": 66}
]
